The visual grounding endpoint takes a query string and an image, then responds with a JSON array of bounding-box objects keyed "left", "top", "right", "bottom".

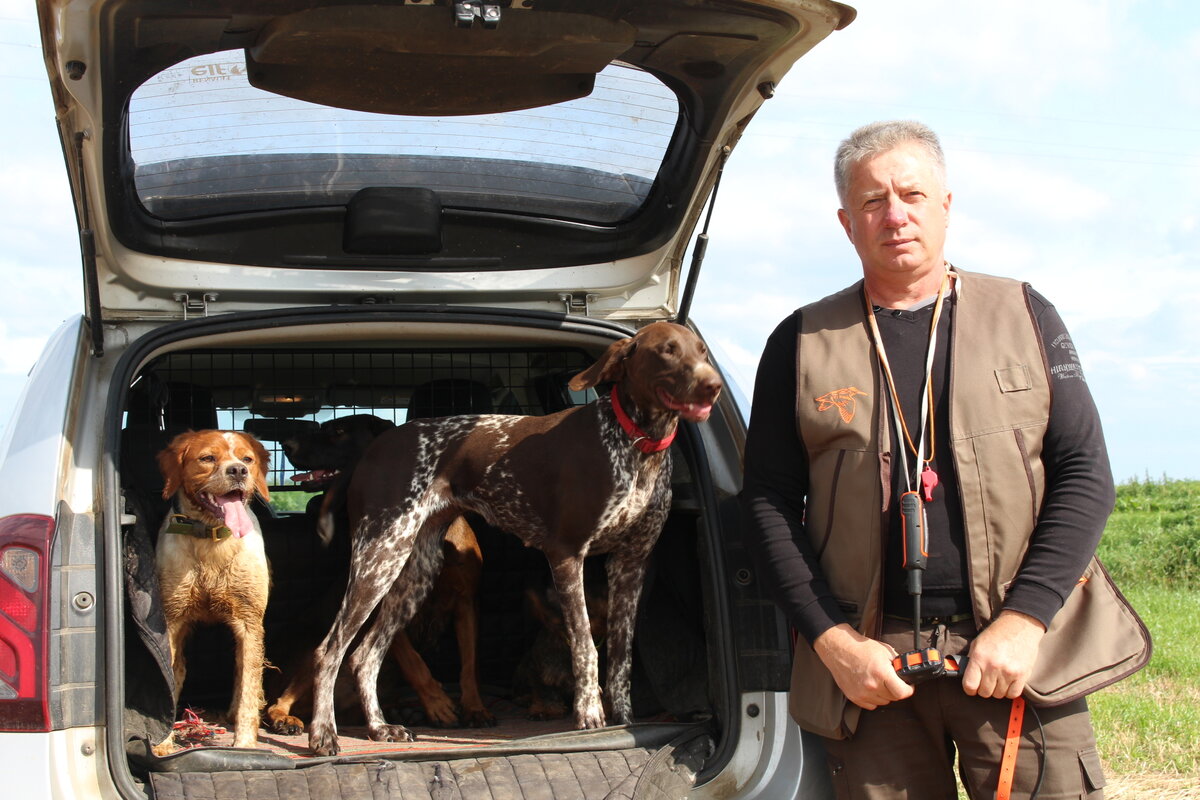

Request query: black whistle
[{"left": 900, "top": 491, "right": 926, "bottom": 595}]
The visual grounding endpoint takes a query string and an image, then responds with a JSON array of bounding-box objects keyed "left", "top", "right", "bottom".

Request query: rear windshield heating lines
[{"left": 129, "top": 52, "right": 679, "bottom": 224}]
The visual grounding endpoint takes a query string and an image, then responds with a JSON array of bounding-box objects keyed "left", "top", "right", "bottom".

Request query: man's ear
[
  {"left": 837, "top": 207, "right": 853, "bottom": 242},
  {"left": 568, "top": 336, "right": 636, "bottom": 391}
]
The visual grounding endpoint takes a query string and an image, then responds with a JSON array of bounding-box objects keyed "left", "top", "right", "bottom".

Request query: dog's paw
[
  {"left": 527, "top": 698, "right": 567, "bottom": 721},
  {"left": 368, "top": 723, "right": 415, "bottom": 743},
  {"left": 151, "top": 733, "right": 180, "bottom": 758},
  {"left": 232, "top": 733, "right": 260, "bottom": 749},
  {"left": 463, "top": 706, "right": 498, "bottom": 728},
  {"left": 574, "top": 704, "right": 607, "bottom": 730},
  {"left": 308, "top": 725, "right": 341, "bottom": 756},
  {"left": 268, "top": 713, "right": 305, "bottom": 736},
  {"left": 608, "top": 699, "right": 633, "bottom": 727},
  {"left": 422, "top": 695, "right": 460, "bottom": 728}
]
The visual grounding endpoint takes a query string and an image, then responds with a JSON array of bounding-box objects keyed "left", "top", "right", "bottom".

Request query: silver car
[{"left": 0, "top": 0, "right": 854, "bottom": 797}]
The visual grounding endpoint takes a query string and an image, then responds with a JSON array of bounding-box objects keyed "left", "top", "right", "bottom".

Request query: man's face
[{"left": 837, "top": 141, "right": 952, "bottom": 281}]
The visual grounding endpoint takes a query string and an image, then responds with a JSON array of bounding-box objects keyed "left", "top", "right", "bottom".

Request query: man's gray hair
[{"left": 834, "top": 120, "right": 946, "bottom": 207}]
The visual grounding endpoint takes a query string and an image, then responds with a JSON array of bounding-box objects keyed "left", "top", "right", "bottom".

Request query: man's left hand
[{"left": 962, "top": 610, "right": 1046, "bottom": 699}]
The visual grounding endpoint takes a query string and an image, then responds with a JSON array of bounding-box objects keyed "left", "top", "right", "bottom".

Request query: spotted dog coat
[
  {"left": 307, "top": 321, "right": 723, "bottom": 755},
  {"left": 266, "top": 414, "right": 494, "bottom": 733}
]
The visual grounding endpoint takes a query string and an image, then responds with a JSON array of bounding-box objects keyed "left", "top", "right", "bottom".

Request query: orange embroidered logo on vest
[{"left": 815, "top": 387, "right": 867, "bottom": 423}]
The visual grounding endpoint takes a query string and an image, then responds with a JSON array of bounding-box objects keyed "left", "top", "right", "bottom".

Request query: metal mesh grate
[
  {"left": 118, "top": 342, "right": 713, "bottom": 735},
  {"left": 124, "top": 346, "right": 595, "bottom": 492},
  {"left": 120, "top": 345, "right": 598, "bottom": 702}
]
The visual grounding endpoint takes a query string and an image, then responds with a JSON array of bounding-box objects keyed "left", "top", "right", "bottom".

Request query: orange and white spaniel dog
[{"left": 154, "top": 429, "right": 271, "bottom": 751}]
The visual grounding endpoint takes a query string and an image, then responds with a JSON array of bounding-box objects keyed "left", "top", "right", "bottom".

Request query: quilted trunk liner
[{"left": 144, "top": 719, "right": 712, "bottom": 800}]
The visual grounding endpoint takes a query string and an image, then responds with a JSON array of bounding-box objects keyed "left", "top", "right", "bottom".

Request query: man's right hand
[{"left": 813, "top": 623, "right": 914, "bottom": 710}]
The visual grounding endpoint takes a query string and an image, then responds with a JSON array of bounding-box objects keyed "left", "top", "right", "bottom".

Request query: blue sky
[{"left": 1, "top": 1, "right": 1197, "bottom": 482}]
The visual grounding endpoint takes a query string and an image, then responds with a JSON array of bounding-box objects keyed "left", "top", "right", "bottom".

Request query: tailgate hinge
[
  {"left": 174, "top": 292, "right": 218, "bottom": 319},
  {"left": 558, "top": 292, "right": 597, "bottom": 317},
  {"left": 454, "top": 1, "right": 501, "bottom": 28}
]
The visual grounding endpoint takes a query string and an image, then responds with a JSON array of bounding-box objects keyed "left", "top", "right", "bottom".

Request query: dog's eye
[
  {"left": 199, "top": 454, "right": 216, "bottom": 463},
  {"left": 242, "top": 456, "right": 254, "bottom": 464}
]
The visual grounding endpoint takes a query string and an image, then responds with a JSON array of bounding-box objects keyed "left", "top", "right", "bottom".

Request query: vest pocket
[
  {"left": 994, "top": 364, "right": 1032, "bottom": 392},
  {"left": 1025, "top": 558, "right": 1151, "bottom": 704}
]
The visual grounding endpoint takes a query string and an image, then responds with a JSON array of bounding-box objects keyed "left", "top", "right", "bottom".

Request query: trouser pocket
[{"left": 1079, "top": 746, "right": 1106, "bottom": 796}]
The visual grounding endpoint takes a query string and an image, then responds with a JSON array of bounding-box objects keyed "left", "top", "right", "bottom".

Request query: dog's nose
[
  {"left": 226, "top": 463, "right": 249, "bottom": 479},
  {"left": 697, "top": 371, "right": 723, "bottom": 400}
]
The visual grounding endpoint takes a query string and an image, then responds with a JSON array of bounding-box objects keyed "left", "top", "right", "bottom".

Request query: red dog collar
[{"left": 610, "top": 385, "right": 676, "bottom": 454}]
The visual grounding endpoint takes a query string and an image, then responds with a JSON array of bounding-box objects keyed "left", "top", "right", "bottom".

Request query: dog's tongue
[
  {"left": 214, "top": 492, "right": 255, "bottom": 539},
  {"left": 658, "top": 389, "right": 714, "bottom": 422}
]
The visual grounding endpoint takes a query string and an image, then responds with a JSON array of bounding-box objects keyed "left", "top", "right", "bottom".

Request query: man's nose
[{"left": 882, "top": 197, "right": 907, "bottom": 227}]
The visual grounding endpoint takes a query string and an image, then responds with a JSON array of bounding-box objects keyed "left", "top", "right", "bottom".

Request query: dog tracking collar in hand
[
  {"left": 610, "top": 385, "right": 676, "bottom": 453},
  {"left": 165, "top": 514, "right": 234, "bottom": 541}
]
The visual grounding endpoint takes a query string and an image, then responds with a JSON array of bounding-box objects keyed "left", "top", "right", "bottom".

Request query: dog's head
[
  {"left": 567, "top": 321, "right": 723, "bottom": 422},
  {"left": 158, "top": 430, "right": 271, "bottom": 538},
  {"left": 283, "top": 414, "right": 395, "bottom": 490}
]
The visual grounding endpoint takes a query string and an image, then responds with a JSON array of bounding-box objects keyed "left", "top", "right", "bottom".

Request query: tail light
[{"left": 0, "top": 514, "right": 54, "bottom": 731}]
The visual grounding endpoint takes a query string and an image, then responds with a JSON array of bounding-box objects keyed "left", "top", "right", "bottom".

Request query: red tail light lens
[{"left": 0, "top": 514, "right": 54, "bottom": 731}]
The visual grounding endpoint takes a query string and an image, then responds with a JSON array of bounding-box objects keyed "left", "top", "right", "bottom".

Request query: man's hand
[
  {"left": 963, "top": 610, "right": 1046, "bottom": 699},
  {"left": 814, "top": 623, "right": 914, "bottom": 710}
]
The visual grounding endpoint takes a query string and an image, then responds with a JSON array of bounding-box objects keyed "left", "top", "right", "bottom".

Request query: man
[{"left": 740, "top": 120, "right": 1148, "bottom": 799}]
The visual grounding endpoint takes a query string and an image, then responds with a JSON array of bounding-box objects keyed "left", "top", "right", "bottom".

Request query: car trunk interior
[{"left": 112, "top": 317, "right": 748, "bottom": 798}]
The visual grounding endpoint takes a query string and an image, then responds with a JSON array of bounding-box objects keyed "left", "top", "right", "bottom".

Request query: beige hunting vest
[{"left": 787, "top": 269, "right": 1150, "bottom": 739}]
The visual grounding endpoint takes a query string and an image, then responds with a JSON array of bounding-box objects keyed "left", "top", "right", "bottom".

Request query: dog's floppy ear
[
  {"left": 244, "top": 434, "right": 272, "bottom": 504},
  {"left": 568, "top": 336, "right": 636, "bottom": 391},
  {"left": 371, "top": 416, "right": 396, "bottom": 434},
  {"left": 157, "top": 432, "right": 191, "bottom": 500}
]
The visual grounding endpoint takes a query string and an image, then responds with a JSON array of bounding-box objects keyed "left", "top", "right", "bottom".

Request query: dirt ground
[{"left": 1103, "top": 774, "right": 1200, "bottom": 799}]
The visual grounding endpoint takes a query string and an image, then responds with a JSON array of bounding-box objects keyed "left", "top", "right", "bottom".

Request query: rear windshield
[{"left": 128, "top": 51, "right": 679, "bottom": 225}]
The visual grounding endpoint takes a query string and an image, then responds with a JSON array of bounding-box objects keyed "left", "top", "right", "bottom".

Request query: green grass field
[
  {"left": 952, "top": 478, "right": 1199, "bottom": 799},
  {"left": 1090, "top": 478, "right": 1200, "bottom": 792}
]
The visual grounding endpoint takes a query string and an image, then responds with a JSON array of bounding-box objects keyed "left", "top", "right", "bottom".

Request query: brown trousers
[{"left": 820, "top": 619, "right": 1107, "bottom": 800}]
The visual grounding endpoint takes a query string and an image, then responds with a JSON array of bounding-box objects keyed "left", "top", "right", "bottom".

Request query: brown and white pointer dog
[
  {"left": 265, "top": 414, "right": 494, "bottom": 733},
  {"left": 154, "top": 429, "right": 272, "bottom": 751},
  {"left": 307, "top": 321, "right": 722, "bottom": 755}
]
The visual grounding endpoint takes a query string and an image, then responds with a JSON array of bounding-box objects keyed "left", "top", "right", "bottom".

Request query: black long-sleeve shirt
[{"left": 739, "top": 283, "right": 1115, "bottom": 645}]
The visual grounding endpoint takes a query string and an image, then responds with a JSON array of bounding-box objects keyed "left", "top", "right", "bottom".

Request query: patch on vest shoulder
[{"left": 815, "top": 386, "right": 868, "bottom": 423}]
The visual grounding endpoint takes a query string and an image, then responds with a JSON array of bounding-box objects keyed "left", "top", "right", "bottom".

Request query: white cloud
[{"left": 952, "top": 151, "right": 1111, "bottom": 223}]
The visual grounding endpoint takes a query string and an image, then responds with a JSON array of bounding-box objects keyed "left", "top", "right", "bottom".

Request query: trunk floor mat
[
  {"left": 139, "top": 700, "right": 712, "bottom": 798},
  {"left": 156, "top": 698, "right": 692, "bottom": 760}
]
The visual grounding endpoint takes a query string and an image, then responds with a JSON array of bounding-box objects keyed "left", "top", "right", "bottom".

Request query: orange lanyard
[{"left": 863, "top": 270, "right": 952, "bottom": 498}]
